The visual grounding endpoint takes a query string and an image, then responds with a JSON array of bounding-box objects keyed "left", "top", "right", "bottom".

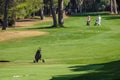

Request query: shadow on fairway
[
  {"left": 50, "top": 60, "right": 120, "bottom": 80},
  {"left": 26, "top": 25, "right": 66, "bottom": 30},
  {"left": 69, "top": 12, "right": 111, "bottom": 17},
  {"left": 104, "top": 15, "right": 120, "bottom": 20},
  {"left": 0, "top": 60, "right": 10, "bottom": 62},
  {"left": 16, "top": 18, "right": 40, "bottom": 22}
]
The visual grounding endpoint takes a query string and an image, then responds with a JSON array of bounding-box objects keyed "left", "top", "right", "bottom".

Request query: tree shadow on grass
[
  {"left": 0, "top": 60, "right": 10, "bottom": 62},
  {"left": 16, "top": 18, "right": 40, "bottom": 22},
  {"left": 26, "top": 25, "right": 67, "bottom": 30},
  {"left": 69, "top": 12, "right": 111, "bottom": 17},
  {"left": 50, "top": 60, "right": 120, "bottom": 80},
  {"left": 103, "top": 15, "right": 120, "bottom": 20},
  {"left": 27, "top": 26, "right": 54, "bottom": 30}
]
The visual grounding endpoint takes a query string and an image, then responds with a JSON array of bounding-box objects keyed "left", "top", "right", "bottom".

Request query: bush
[
  {"left": 8, "top": 18, "right": 15, "bottom": 27},
  {"left": 0, "top": 19, "right": 3, "bottom": 26}
]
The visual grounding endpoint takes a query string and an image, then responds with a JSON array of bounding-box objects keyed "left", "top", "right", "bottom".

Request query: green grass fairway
[{"left": 0, "top": 13, "right": 120, "bottom": 80}]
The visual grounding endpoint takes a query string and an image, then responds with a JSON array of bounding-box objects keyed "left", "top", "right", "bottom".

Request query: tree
[
  {"left": 49, "top": 0, "right": 57, "bottom": 27},
  {"left": 2, "top": 0, "right": 10, "bottom": 30},
  {"left": 111, "top": 0, "right": 118, "bottom": 14},
  {"left": 0, "top": 0, "right": 4, "bottom": 17},
  {"left": 77, "top": 0, "right": 84, "bottom": 13},
  {"left": 116, "top": 0, "right": 120, "bottom": 13},
  {"left": 58, "top": 0, "right": 64, "bottom": 27},
  {"left": 40, "top": 7, "right": 44, "bottom": 20},
  {"left": 9, "top": 0, "right": 43, "bottom": 19},
  {"left": 113, "top": 0, "right": 118, "bottom": 14}
]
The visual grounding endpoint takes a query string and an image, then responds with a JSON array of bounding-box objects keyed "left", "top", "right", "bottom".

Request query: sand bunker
[{"left": 0, "top": 31, "right": 48, "bottom": 41}]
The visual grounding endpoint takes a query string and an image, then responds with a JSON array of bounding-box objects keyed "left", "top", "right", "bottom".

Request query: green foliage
[
  {"left": 95, "top": 0, "right": 110, "bottom": 11},
  {"left": 0, "top": 0, "right": 4, "bottom": 17},
  {"left": 64, "top": 0, "right": 69, "bottom": 6},
  {"left": 9, "top": 0, "right": 43, "bottom": 18},
  {"left": 8, "top": 18, "right": 15, "bottom": 27}
]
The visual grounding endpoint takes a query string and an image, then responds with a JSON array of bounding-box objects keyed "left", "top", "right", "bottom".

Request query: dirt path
[
  {"left": 15, "top": 13, "right": 68, "bottom": 27},
  {"left": 15, "top": 17, "right": 52, "bottom": 27},
  {"left": 0, "top": 14, "right": 68, "bottom": 42},
  {"left": 0, "top": 17, "right": 51, "bottom": 41},
  {"left": 0, "top": 31, "right": 48, "bottom": 42}
]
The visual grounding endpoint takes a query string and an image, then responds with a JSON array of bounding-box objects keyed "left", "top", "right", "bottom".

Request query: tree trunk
[
  {"left": 111, "top": 0, "right": 114, "bottom": 14},
  {"left": 83, "top": 0, "right": 87, "bottom": 12},
  {"left": 113, "top": 0, "right": 118, "bottom": 14},
  {"left": 43, "top": 0, "right": 48, "bottom": 15},
  {"left": 49, "top": 0, "right": 57, "bottom": 27},
  {"left": 79, "top": 0, "right": 84, "bottom": 13},
  {"left": 2, "top": 0, "right": 9, "bottom": 30},
  {"left": 111, "top": 0, "right": 118, "bottom": 14},
  {"left": 116, "top": 0, "right": 120, "bottom": 13},
  {"left": 40, "top": 8, "right": 44, "bottom": 20},
  {"left": 92, "top": 0, "right": 96, "bottom": 12},
  {"left": 58, "top": 0, "right": 64, "bottom": 27}
]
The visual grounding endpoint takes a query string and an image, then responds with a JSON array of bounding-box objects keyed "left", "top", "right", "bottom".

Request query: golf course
[{"left": 0, "top": 13, "right": 120, "bottom": 80}]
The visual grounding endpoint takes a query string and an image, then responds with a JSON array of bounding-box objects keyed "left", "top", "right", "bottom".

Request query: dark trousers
[{"left": 87, "top": 21, "right": 90, "bottom": 26}]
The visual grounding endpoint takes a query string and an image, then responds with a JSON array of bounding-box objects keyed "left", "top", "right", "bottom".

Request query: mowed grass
[{"left": 0, "top": 13, "right": 120, "bottom": 80}]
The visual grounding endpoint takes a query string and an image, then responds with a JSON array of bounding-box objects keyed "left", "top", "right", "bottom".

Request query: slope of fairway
[
  {"left": 0, "top": 13, "right": 120, "bottom": 80},
  {"left": 0, "top": 14, "right": 119, "bottom": 64}
]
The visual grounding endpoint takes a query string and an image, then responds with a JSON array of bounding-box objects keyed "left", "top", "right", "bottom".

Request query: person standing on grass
[
  {"left": 34, "top": 48, "right": 41, "bottom": 63},
  {"left": 86, "top": 16, "right": 91, "bottom": 26},
  {"left": 97, "top": 15, "right": 101, "bottom": 26},
  {"left": 33, "top": 48, "right": 45, "bottom": 63},
  {"left": 94, "top": 15, "right": 101, "bottom": 26}
]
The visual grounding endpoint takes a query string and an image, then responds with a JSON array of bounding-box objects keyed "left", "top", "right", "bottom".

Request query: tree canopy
[{"left": 0, "top": 0, "right": 120, "bottom": 30}]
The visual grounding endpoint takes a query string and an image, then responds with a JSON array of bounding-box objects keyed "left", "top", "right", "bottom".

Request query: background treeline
[{"left": 0, "top": 0, "right": 120, "bottom": 30}]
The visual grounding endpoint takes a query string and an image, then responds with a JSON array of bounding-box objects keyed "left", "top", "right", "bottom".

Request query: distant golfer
[
  {"left": 86, "top": 16, "right": 91, "bottom": 26},
  {"left": 33, "top": 48, "right": 45, "bottom": 63},
  {"left": 34, "top": 48, "right": 41, "bottom": 63},
  {"left": 94, "top": 15, "right": 101, "bottom": 26}
]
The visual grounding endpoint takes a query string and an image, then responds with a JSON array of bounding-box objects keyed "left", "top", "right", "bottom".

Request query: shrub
[
  {"left": 0, "top": 19, "right": 3, "bottom": 26},
  {"left": 8, "top": 18, "right": 15, "bottom": 27}
]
